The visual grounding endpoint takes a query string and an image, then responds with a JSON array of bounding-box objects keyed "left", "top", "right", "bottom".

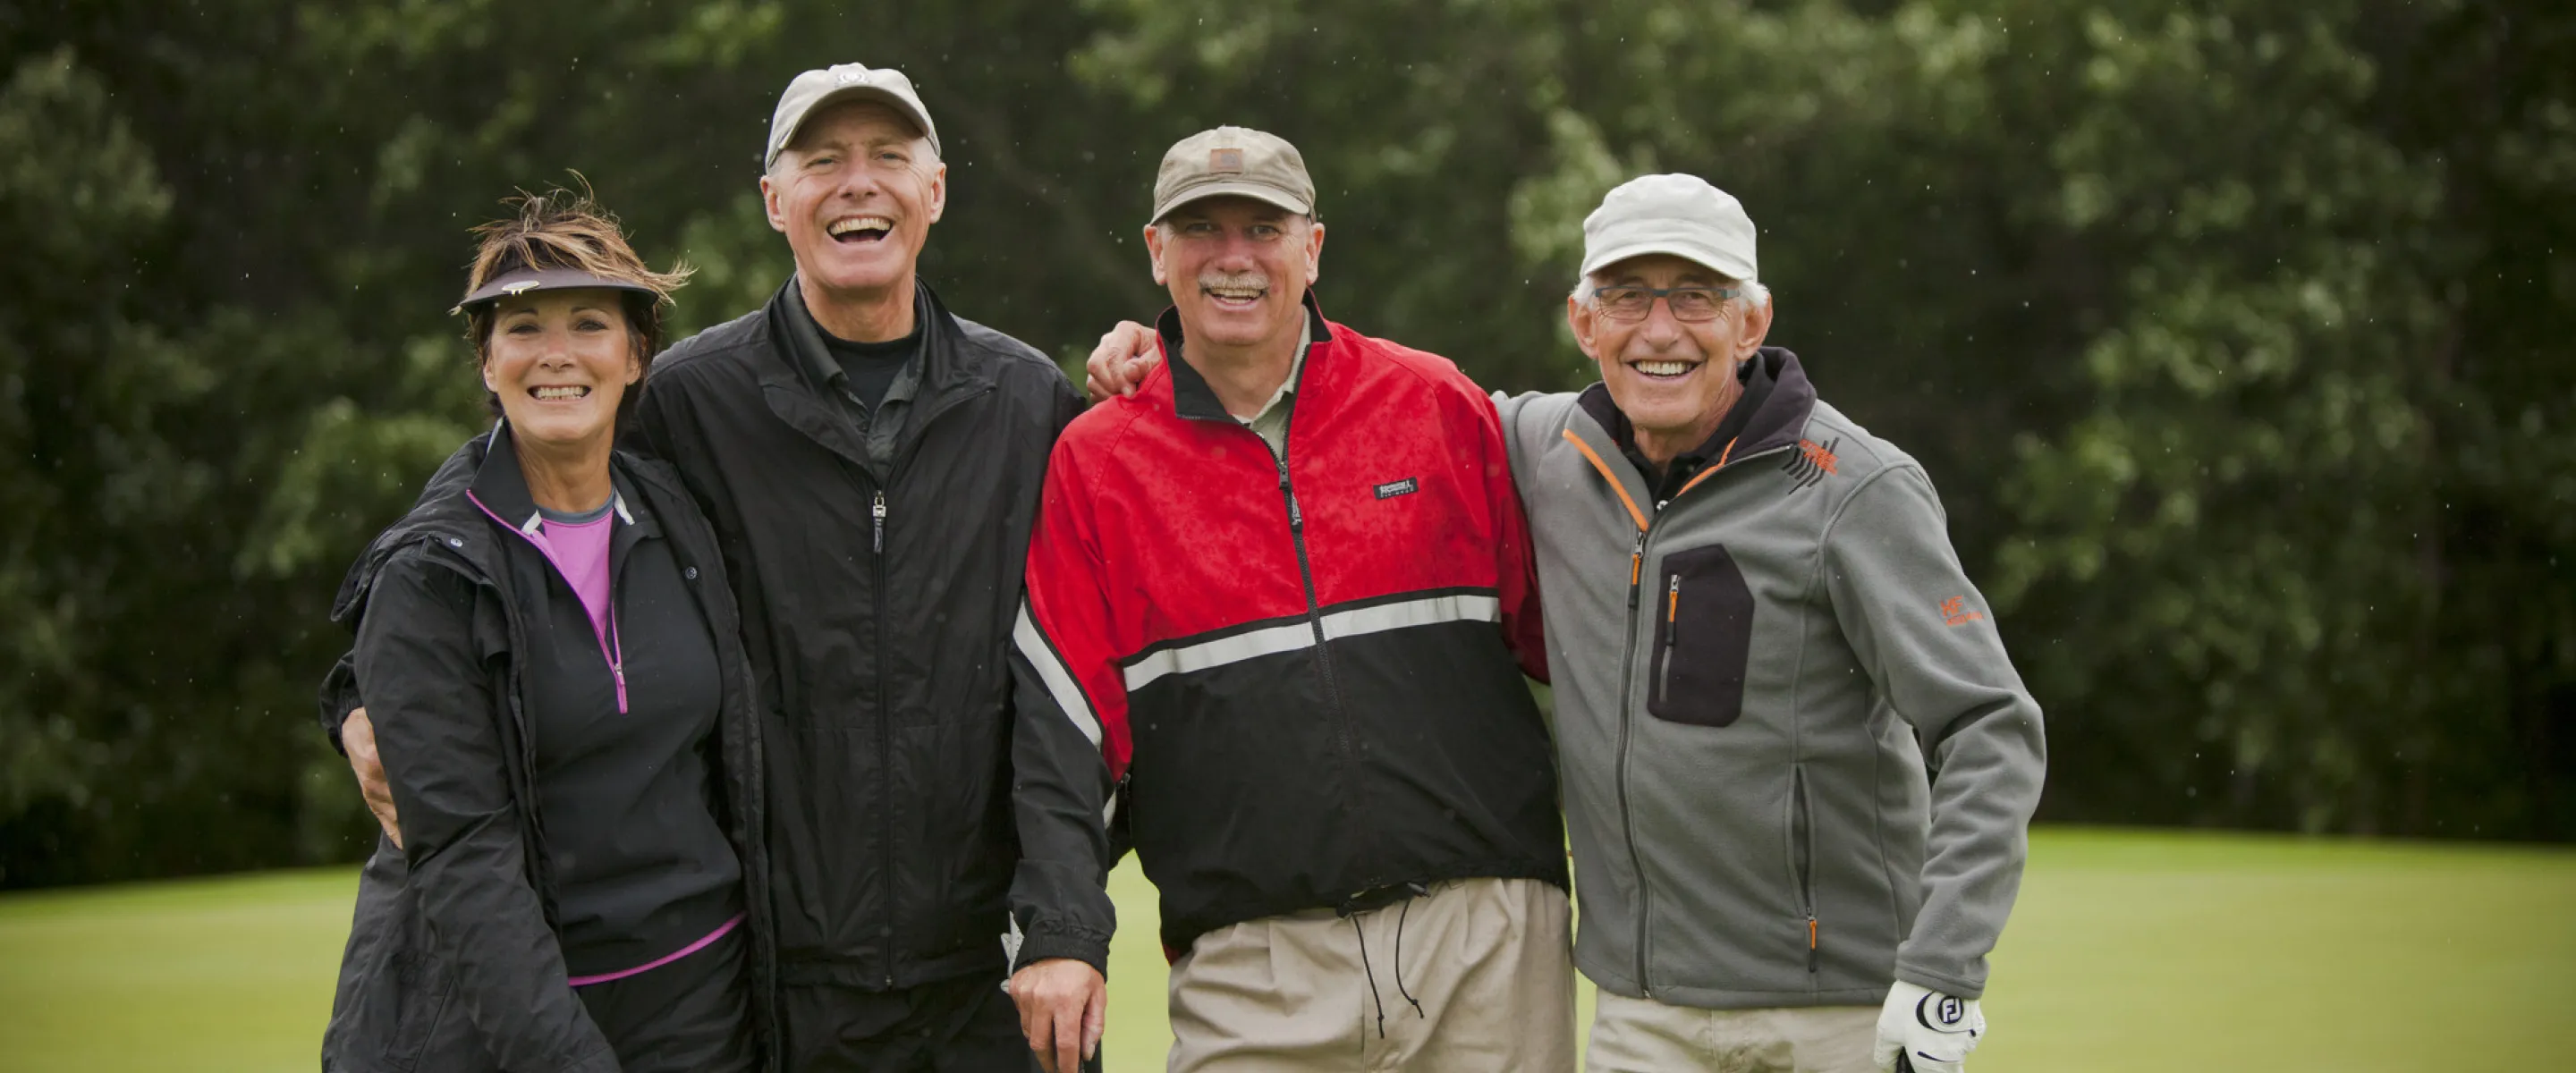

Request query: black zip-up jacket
[
  {"left": 318, "top": 434, "right": 775, "bottom": 1072},
  {"left": 631, "top": 278, "right": 1081, "bottom": 991}
]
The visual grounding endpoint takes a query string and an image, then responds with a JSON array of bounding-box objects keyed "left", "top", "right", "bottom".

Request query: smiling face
[
  {"left": 1144, "top": 196, "right": 1325, "bottom": 357},
  {"left": 1569, "top": 253, "right": 1775, "bottom": 457},
  {"left": 760, "top": 100, "right": 947, "bottom": 308},
  {"left": 479, "top": 289, "right": 642, "bottom": 452}
]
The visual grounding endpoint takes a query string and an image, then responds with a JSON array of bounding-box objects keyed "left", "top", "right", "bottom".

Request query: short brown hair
[{"left": 459, "top": 180, "right": 691, "bottom": 427}]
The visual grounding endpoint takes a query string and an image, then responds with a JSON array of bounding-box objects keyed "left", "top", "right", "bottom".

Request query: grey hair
[{"left": 1572, "top": 271, "right": 1770, "bottom": 314}]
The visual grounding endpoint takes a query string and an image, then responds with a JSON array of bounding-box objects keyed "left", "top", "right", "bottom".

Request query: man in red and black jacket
[{"left": 1003, "top": 127, "right": 1573, "bottom": 1072}]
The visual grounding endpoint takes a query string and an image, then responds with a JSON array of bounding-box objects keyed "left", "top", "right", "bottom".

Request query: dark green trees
[{"left": 2, "top": 0, "right": 2566, "bottom": 886}]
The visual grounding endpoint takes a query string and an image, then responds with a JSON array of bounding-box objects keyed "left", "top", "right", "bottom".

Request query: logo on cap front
[
  {"left": 1209, "top": 148, "right": 1245, "bottom": 173},
  {"left": 835, "top": 65, "right": 864, "bottom": 85},
  {"left": 502, "top": 281, "right": 540, "bottom": 296}
]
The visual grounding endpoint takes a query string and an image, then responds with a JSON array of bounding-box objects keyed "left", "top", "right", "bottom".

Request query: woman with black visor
[{"left": 322, "top": 188, "right": 770, "bottom": 1072}]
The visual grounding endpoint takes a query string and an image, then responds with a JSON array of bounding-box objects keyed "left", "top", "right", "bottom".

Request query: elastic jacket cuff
[
  {"left": 318, "top": 697, "right": 357, "bottom": 757},
  {"left": 1894, "top": 965, "right": 1985, "bottom": 1001},
  {"left": 1016, "top": 926, "right": 1112, "bottom": 980}
]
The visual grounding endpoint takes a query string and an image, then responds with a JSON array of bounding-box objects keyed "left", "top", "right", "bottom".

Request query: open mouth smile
[
  {"left": 1630, "top": 359, "right": 1698, "bottom": 381},
  {"left": 530, "top": 385, "right": 593, "bottom": 401},
  {"left": 1203, "top": 283, "right": 1267, "bottom": 309},
  {"left": 827, "top": 215, "right": 894, "bottom": 244}
]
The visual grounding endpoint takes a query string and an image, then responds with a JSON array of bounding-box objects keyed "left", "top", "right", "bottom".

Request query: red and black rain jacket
[{"left": 1006, "top": 295, "right": 1567, "bottom": 970}]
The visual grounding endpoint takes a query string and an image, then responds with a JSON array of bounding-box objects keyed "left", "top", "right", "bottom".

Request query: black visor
[{"left": 453, "top": 266, "right": 657, "bottom": 315}]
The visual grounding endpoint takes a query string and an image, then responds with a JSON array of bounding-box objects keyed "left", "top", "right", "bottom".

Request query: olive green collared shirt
[{"left": 1236, "top": 319, "right": 1314, "bottom": 460}]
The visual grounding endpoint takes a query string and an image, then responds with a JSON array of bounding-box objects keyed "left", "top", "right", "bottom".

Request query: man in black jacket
[{"left": 332, "top": 63, "right": 1080, "bottom": 1070}]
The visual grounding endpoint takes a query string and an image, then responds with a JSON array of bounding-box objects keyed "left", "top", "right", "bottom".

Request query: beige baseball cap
[
  {"left": 764, "top": 63, "right": 939, "bottom": 169},
  {"left": 1580, "top": 173, "right": 1758, "bottom": 282},
  {"left": 1148, "top": 126, "right": 1316, "bottom": 224}
]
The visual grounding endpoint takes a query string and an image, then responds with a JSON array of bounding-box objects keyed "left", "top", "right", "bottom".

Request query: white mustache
[{"left": 1199, "top": 273, "right": 1269, "bottom": 291}]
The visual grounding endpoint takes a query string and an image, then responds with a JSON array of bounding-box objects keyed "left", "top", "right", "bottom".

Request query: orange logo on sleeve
[
  {"left": 1941, "top": 596, "right": 1985, "bottom": 627},
  {"left": 1780, "top": 436, "right": 1843, "bottom": 491},
  {"left": 1798, "top": 439, "right": 1841, "bottom": 476}
]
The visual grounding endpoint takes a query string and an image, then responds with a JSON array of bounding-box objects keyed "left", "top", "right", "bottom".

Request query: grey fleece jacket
[{"left": 1497, "top": 348, "right": 2045, "bottom": 1010}]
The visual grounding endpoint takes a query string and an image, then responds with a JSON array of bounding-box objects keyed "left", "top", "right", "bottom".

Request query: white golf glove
[{"left": 1873, "top": 980, "right": 1984, "bottom": 1072}]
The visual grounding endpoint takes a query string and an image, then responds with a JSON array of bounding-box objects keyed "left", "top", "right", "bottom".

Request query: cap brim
[
  {"left": 1150, "top": 181, "right": 1314, "bottom": 224},
  {"left": 1579, "top": 241, "right": 1757, "bottom": 283},
  {"left": 453, "top": 267, "right": 656, "bottom": 315},
  {"left": 767, "top": 87, "right": 938, "bottom": 167}
]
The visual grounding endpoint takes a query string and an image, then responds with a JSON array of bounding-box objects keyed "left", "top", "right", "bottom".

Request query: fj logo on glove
[
  {"left": 1935, "top": 995, "right": 1965, "bottom": 1027},
  {"left": 1374, "top": 477, "right": 1418, "bottom": 500}
]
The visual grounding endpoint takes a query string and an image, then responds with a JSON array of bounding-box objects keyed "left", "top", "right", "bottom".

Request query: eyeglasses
[{"left": 1589, "top": 284, "right": 1741, "bottom": 323}]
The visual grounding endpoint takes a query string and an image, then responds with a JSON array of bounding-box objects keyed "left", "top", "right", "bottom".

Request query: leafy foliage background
[{"left": 2, "top": 0, "right": 2568, "bottom": 886}]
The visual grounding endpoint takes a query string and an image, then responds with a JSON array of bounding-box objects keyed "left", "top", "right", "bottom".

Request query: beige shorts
[
  {"left": 1165, "top": 876, "right": 1575, "bottom": 1072},
  {"left": 1587, "top": 990, "right": 1878, "bottom": 1073}
]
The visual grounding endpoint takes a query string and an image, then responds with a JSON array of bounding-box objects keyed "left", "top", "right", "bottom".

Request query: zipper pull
[
  {"left": 871, "top": 490, "right": 886, "bottom": 553},
  {"left": 1808, "top": 916, "right": 1820, "bottom": 972},
  {"left": 1276, "top": 458, "right": 1302, "bottom": 531},
  {"left": 606, "top": 605, "right": 629, "bottom": 714},
  {"left": 1626, "top": 530, "right": 1646, "bottom": 608},
  {"left": 1666, "top": 575, "right": 1681, "bottom": 645}
]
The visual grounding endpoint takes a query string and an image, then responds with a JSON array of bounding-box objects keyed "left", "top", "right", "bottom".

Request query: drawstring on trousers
[
  {"left": 1392, "top": 896, "right": 1425, "bottom": 1019},
  {"left": 1340, "top": 882, "right": 1430, "bottom": 1041},
  {"left": 1348, "top": 914, "right": 1390, "bottom": 1040}
]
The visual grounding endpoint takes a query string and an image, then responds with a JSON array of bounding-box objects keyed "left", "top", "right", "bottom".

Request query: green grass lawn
[{"left": 3, "top": 827, "right": 2569, "bottom": 1071}]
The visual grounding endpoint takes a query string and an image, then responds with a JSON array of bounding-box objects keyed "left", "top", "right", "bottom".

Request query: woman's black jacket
[{"left": 318, "top": 433, "right": 775, "bottom": 1072}]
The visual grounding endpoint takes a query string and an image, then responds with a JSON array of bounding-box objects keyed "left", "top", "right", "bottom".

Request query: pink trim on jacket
[
  {"left": 465, "top": 488, "right": 628, "bottom": 714},
  {"left": 565, "top": 912, "right": 745, "bottom": 987}
]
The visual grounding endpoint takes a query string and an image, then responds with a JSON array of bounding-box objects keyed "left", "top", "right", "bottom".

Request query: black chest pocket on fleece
[{"left": 1647, "top": 543, "right": 1756, "bottom": 728}]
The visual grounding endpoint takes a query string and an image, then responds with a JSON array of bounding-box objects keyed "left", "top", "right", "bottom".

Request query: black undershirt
[
  {"left": 820, "top": 325, "right": 919, "bottom": 414},
  {"left": 1580, "top": 357, "right": 1776, "bottom": 503}
]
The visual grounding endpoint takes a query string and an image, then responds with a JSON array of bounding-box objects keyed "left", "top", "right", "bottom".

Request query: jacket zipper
[
  {"left": 1652, "top": 575, "right": 1679, "bottom": 708},
  {"left": 871, "top": 484, "right": 896, "bottom": 988},
  {"left": 1792, "top": 764, "right": 1819, "bottom": 974},
  {"left": 606, "top": 581, "right": 627, "bottom": 714},
  {"left": 839, "top": 377, "right": 982, "bottom": 991},
  {"left": 604, "top": 522, "right": 629, "bottom": 714},
  {"left": 1275, "top": 447, "right": 1361, "bottom": 867}
]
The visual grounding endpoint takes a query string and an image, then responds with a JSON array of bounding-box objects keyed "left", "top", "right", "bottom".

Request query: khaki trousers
[
  {"left": 1586, "top": 991, "right": 1877, "bottom": 1073},
  {"left": 1165, "top": 877, "right": 1575, "bottom": 1072}
]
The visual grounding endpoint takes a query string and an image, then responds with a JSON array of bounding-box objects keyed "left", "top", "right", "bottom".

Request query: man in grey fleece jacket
[
  {"left": 1495, "top": 173, "right": 2046, "bottom": 1073},
  {"left": 1078, "top": 173, "right": 2044, "bottom": 1073}
]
